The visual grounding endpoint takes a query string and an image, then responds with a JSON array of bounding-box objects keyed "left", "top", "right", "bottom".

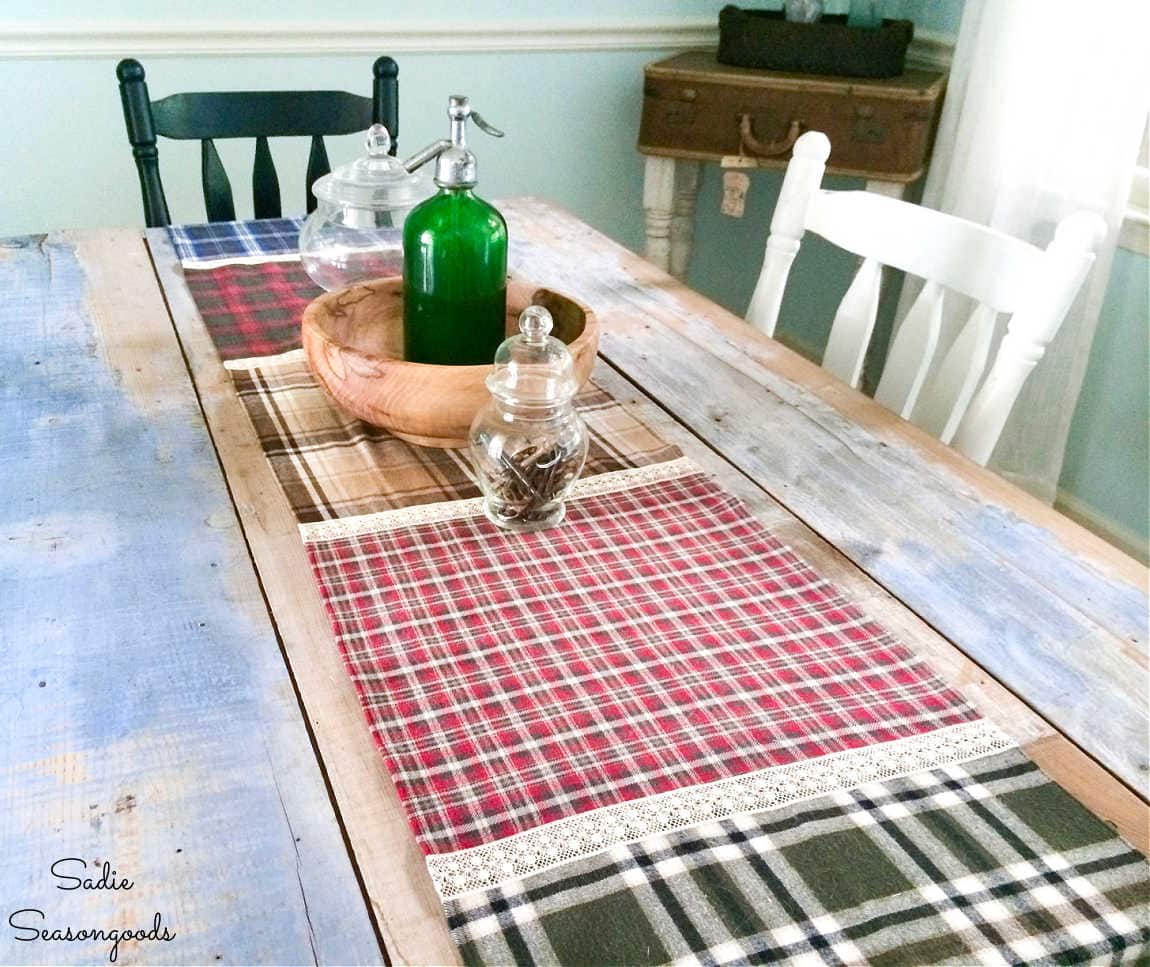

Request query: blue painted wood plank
[{"left": 0, "top": 232, "right": 382, "bottom": 965}]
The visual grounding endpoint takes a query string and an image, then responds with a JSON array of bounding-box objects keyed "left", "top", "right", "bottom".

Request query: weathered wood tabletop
[{"left": 2, "top": 199, "right": 1146, "bottom": 965}]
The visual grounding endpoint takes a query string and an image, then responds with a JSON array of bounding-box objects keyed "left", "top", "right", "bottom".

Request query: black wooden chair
[{"left": 115, "top": 57, "right": 399, "bottom": 228}]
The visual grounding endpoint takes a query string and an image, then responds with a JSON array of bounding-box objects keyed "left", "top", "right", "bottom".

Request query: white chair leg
[
  {"left": 864, "top": 180, "right": 906, "bottom": 200},
  {"left": 642, "top": 155, "right": 676, "bottom": 274}
]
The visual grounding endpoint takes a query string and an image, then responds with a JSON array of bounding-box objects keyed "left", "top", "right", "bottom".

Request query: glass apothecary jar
[
  {"left": 469, "top": 306, "right": 589, "bottom": 532},
  {"left": 299, "top": 124, "right": 432, "bottom": 291}
]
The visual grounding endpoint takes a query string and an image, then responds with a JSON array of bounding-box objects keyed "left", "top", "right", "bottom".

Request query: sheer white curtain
[{"left": 914, "top": 0, "right": 1149, "bottom": 501}]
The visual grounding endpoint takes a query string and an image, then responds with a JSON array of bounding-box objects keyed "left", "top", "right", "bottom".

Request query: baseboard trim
[
  {"left": 0, "top": 18, "right": 954, "bottom": 64},
  {"left": 1054, "top": 488, "right": 1148, "bottom": 564}
]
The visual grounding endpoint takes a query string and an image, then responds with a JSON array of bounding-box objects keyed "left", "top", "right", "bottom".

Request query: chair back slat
[
  {"left": 115, "top": 56, "right": 399, "bottom": 226},
  {"left": 152, "top": 91, "right": 374, "bottom": 140},
  {"left": 252, "top": 136, "right": 282, "bottom": 219},
  {"left": 874, "top": 280, "right": 944, "bottom": 418},
  {"left": 806, "top": 190, "right": 1044, "bottom": 313},
  {"left": 305, "top": 136, "right": 331, "bottom": 214},
  {"left": 910, "top": 302, "right": 997, "bottom": 444},
  {"left": 822, "top": 257, "right": 882, "bottom": 388},
  {"left": 201, "top": 138, "right": 236, "bottom": 222}
]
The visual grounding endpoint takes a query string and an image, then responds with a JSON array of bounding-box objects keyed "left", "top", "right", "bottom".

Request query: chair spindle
[
  {"left": 912, "top": 302, "right": 997, "bottom": 444},
  {"left": 201, "top": 138, "right": 236, "bottom": 222},
  {"left": 822, "top": 257, "right": 882, "bottom": 388},
  {"left": 305, "top": 136, "right": 331, "bottom": 214},
  {"left": 874, "top": 280, "right": 945, "bottom": 418},
  {"left": 252, "top": 136, "right": 282, "bottom": 219}
]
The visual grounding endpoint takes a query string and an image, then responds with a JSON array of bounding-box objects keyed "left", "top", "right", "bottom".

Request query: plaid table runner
[
  {"left": 169, "top": 217, "right": 303, "bottom": 262},
  {"left": 173, "top": 220, "right": 1149, "bottom": 965}
]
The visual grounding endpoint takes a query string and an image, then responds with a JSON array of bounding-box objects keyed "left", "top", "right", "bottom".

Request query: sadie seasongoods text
[{"left": 7, "top": 858, "right": 176, "bottom": 963}]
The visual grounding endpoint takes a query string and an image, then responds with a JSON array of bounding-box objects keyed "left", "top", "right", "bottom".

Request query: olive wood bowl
[{"left": 301, "top": 277, "right": 599, "bottom": 449}]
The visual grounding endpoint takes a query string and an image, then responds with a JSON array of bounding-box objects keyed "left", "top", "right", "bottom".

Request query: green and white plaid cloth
[{"left": 446, "top": 750, "right": 1149, "bottom": 966}]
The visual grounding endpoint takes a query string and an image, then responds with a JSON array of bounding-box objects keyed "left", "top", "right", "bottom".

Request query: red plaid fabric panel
[
  {"left": 307, "top": 470, "right": 978, "bottom": 855},
  {"left": 184, "top": 261, "right": 317, "bottom": 361}
]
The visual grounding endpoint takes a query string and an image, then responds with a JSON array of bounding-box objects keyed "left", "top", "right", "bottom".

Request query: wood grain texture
[
  {"left": 147, "top": 230, "right": 460, "bottom": 966},
  {"left": 0, "top": 231, "right": 381, "bottom": 965},
  {"left": 502, "top": 197, "right": 1150, "bottom": 798}
]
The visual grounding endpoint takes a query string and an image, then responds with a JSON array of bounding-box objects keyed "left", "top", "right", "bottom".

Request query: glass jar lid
[
  {"left": 312, "top": 124, "right": 429, "bottom": 210},
  {"left": 487, "top": 306, "right": 578, "bottom": 405}
]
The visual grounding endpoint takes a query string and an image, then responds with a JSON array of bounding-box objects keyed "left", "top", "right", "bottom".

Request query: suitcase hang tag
[{"left": 720, "top": 169, "right": 751, "bottom": 218}]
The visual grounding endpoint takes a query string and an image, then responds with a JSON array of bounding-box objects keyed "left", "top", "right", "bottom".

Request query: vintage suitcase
[{"left": 638, "top": 51, "right": 947, "bottom": 182}]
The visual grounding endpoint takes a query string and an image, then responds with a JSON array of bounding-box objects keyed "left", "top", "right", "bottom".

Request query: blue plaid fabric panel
[{"left": 168, "top": 218, "right": 304, "bottom": 262}]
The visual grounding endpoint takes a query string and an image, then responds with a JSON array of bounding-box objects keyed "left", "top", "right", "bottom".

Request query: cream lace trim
[
  {"left": 181, "top": 252, "right": 302, "bottom": 270},
  {"left": 298, "top": 455, "right": 700, "bottom": 542},
  {"left": 222, "top": 347, "right": 308, "bottom": 371},
  {"left": 427, "top": 719, "right": 1015, "bottom": 899}
]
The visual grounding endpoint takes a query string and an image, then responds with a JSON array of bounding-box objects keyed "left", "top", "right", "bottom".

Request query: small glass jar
[
  {"left": 299, "top": 124, "right": 432, "bottom": 291},
  {"left": 469, "top": 306, "right": 589, "bottom": 532}
]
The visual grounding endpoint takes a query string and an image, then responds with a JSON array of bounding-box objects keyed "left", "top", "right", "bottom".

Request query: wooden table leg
[
  {"left": 670, "top": 160, "right": 702, "bottom": 280},
  {"left": 864, "top": 178, "right": 907, "bottom": 200},
  {"left": 642, "top": 155, "right": 676, "bottom": 273}
]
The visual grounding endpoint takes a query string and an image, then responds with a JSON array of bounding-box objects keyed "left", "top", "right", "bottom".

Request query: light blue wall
[
  {"left": 1, "top": 0, "right": 1145, "bottom": 554},
  {"left": 1059, "top": 248, "right": 1150, "bottom": 550}
]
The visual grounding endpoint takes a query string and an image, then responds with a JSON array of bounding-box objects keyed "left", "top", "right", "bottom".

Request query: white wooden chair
[{"left": 745, "top": 130, "right": 1106, "bottom": 465}]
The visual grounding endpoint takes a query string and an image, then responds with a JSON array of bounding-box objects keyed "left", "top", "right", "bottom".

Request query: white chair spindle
[
  {"left": 746, "top": 131, "right": 830, "bottom": 336},
  {"left": 911, "top": 303, "right": 997, "bottom": 444},
  {"left": 953, "top": 211, "right": 1106, "bottom": 464},
  {"left": 822, "top": 257, "right": 882, "bottom": 388},
  {"left": 874, "top": 280, "right": 945, "bottom": 418}
]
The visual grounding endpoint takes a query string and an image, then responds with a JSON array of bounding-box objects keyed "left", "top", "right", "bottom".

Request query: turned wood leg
[
  {"left": 670, "top": 161, "right": 702, "bottom": 281},
  {"left": 864, "top": 179, "right": 907, "bottom": 200},
  {"left": 643, "top": 155, "right": 677, "bottom": 273}
]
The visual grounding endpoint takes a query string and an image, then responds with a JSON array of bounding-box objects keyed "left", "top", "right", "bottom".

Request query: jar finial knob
[
  {"left": 365, "top": 123, "right": 392, "bottom": 157},
  {"left": 519, "top": 305, "right": 553, "bottom": 345}
]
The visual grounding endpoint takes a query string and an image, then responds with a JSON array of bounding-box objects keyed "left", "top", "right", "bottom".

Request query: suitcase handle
[{"left": 738, "top": 116, "right": 804, "bottom": 157}]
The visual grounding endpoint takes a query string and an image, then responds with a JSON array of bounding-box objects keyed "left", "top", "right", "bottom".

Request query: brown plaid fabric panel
[{"left": 230, "top": 355, "right": 681, "bottom": 523}]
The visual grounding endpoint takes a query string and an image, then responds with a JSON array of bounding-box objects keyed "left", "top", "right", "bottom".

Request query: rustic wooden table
[{"left": 2, "top": 199, "right": 1146, "bottom": 965}]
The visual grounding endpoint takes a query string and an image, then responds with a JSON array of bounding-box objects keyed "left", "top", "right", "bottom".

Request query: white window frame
[{"left": 1119, "top": 121, "right": 1149, "bottom": 255}]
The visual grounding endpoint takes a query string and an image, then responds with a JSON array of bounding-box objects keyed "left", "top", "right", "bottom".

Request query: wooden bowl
[{"left": 301, "top": 277, "right": 600, "bottom": 448}]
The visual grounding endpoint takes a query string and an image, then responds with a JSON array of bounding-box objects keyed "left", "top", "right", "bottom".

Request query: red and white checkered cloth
[{"left": 305, "top": 465, "right": 978, "bottom": 855}]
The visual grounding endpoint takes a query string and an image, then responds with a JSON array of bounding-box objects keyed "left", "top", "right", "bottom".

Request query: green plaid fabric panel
[{"left": 445, "top": 750, "right": 1149, "bottom": 966}]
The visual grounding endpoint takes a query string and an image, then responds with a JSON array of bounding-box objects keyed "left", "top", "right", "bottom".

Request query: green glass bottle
[{"left": 402, "top": 96, "right": 508, "bottom": 366}]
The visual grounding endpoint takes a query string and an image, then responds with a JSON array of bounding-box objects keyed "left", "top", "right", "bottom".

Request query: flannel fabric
[
  {"left": 230, "top": 355, "right": 680, "bottom": 523},
  {"left": 175, "top": 229, "right": 1150, "bottom": 966},
  {"left": 446, "top": 749, "right": 1150, "bottom": 966},
  {"left": 184, "top": 261, "right": 318, "bottom": 361},
  {"left": 305, "top": 467, "right": 979, "bottom": 856},
  {"left": 168, "top": 217, "right": 303, "bottom": 262}
]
